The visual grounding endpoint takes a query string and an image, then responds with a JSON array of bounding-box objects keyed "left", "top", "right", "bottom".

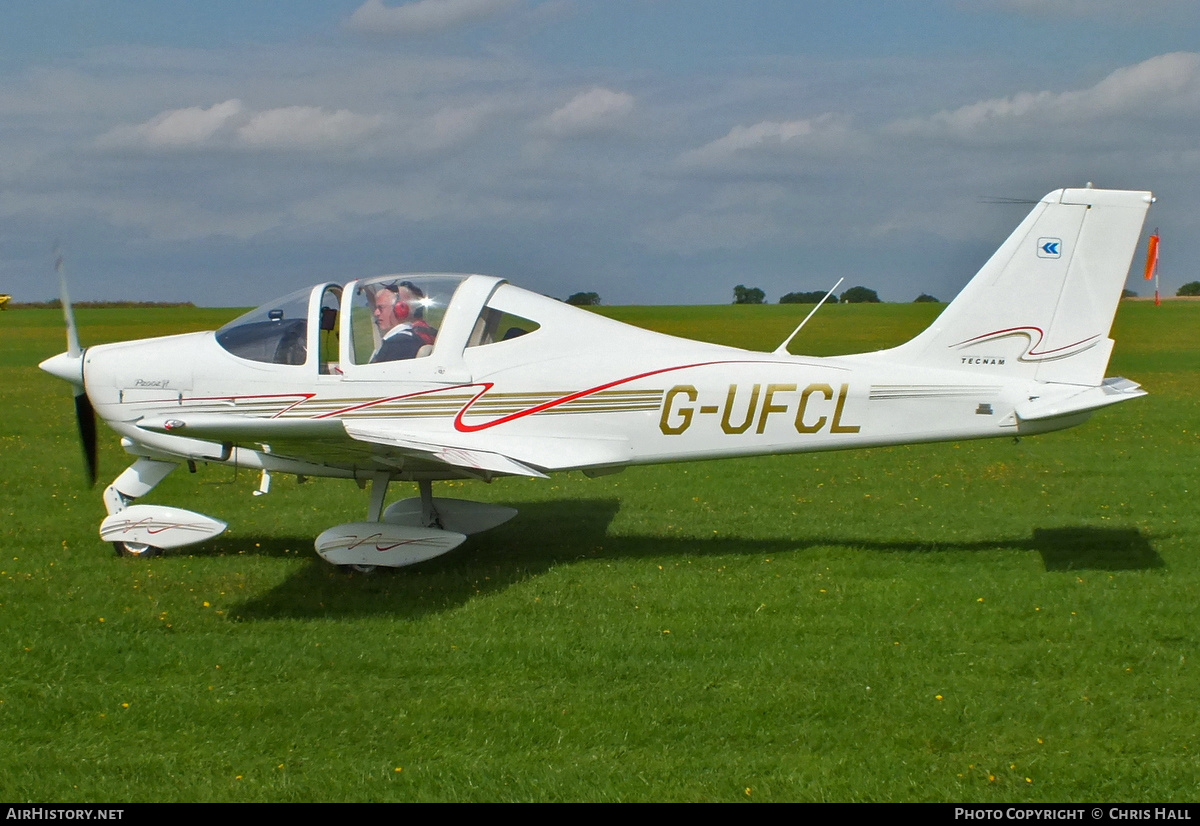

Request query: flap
[{"left": 343, "top": 422, "right": 549, "bottom": 478}]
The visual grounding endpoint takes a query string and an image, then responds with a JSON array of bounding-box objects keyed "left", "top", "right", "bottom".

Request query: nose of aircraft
[{"left": 39, "top": 350, "right": 84, "bottom": 387}]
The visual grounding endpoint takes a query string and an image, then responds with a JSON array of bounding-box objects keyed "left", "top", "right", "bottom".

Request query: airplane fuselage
[{"left": 81, "top": 321, "right": 1075, "bottom": 484}]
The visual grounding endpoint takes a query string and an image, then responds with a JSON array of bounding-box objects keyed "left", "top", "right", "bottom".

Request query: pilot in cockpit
[{"left": 369, "top": 280, "right": 438, "bottom": 362}]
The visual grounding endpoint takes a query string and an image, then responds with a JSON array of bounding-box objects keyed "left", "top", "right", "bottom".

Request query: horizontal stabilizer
[{"left": 1015, "top": 377, "right": 1146, "bottom": 423}]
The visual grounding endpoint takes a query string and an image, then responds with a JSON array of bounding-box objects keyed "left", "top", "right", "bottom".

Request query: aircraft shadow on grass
[{"left": 220, "top": 498, "right": 1163, "bottom": 621}]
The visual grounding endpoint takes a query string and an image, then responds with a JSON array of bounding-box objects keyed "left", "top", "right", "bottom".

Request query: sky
[{"left": 2, "top": 0, "right": 1198, "bottom": 306}]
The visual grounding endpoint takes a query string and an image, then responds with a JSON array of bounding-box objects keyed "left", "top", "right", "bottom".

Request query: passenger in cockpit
[{"left": 369, "top": 281, "right": 438, "bottom": 362}]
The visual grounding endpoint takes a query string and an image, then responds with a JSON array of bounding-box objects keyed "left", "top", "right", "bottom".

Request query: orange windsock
[{"left": 1143, "top": 233, "right": 1159, "bottom": 280}]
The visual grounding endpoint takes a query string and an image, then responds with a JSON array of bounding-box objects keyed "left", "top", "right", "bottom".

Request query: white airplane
[{"left": 40, "top": 186, "right": 1153, "bottom": 570}]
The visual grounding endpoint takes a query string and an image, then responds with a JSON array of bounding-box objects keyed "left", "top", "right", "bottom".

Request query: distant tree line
[
  {"left": 736, "top": 284, "right": 942, "bottom": 304},
  {"left": 744, "top": 280, "right": 1200, "bottom": 302},
  {"left": 7, "top": 299, "right": 197, "bottom": 309},
  {"left": 559, "top": 284, "right": 957, "bottom": 307}
]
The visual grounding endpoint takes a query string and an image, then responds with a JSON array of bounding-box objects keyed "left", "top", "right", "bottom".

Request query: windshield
[{"left": 215, "top": 286, "right": 311, "bottom": 365}]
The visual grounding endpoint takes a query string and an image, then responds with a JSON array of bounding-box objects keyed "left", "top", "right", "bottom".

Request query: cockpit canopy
[{"left": 215, "top": 274, "right": 544, "bottom": 375}]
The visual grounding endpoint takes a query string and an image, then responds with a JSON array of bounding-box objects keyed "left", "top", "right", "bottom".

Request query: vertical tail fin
[{"left": 885, "top": 187, "right": 1153, "bottom": 386}]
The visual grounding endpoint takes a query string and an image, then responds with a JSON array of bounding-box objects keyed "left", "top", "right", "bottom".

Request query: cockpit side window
[
  {"left": 216, "top": 287, "right": 311, "bottom": 365},
  {"left": 349, "top": 275, "right": 463, "bottom": 365},
  {"left": 466, "top": 306, "right": 540, "bottom": 348}
]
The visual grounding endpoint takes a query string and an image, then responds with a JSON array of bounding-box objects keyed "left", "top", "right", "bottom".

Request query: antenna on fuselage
[{"left": 772, "top": 277, "right": 843, "bottom": 356}]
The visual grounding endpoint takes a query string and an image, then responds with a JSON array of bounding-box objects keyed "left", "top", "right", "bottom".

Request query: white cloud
[
  {"left": 98, "top": 101, "right": 384, "bottom": 151},
  {"left": 100, "top": 99, "right": 243, "bottom": 148},
  {"left": 345, "top": 0, "right": 517, "bottom": 35},
  {"left": 676, "top": 114, "right": 853, "bottom": 168},
  {"left": 1075, "top": 51, "right": 1200, "bottom": 112},
  {"left": 237, "top": 106, "right": 383, "bottom": 149},
  {"left": 540, "top": 87, "right": 634, "bottom": 137},
  {"left": 891, "top": 52, "right": 1200, "bottom": 139},
  {"left": 674, "top": 52, "right": 1200, "bottom": 174}
]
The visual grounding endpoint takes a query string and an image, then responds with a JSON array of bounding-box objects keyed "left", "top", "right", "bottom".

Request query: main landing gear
[{"left": 314, "top": 475, "right": 517, "bottom": 570}]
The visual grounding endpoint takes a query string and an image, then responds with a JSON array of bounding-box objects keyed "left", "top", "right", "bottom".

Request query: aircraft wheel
[
  {"left": 113, "top": 541, "right": 163, "bottom": 559},
  {"left": 349, "top": 564, "right": 377, "bottom": 574}
]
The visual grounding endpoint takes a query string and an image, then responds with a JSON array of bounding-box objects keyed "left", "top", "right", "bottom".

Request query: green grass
[{"left": 1, "top": 301, "right": 1197, "bottom": 801}]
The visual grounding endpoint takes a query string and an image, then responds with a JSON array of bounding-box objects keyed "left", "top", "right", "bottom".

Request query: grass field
[{"left": 1, "top": 300, "right": 1197, "bottom": 802}]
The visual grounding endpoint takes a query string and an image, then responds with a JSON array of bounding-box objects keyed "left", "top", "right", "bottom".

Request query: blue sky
[{"left": 2, "top": 0, "right": 1197, "bottom": 306}]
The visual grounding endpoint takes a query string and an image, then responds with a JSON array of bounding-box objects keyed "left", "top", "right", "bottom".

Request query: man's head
[{"left": 372, "top": 282, "right": 424, "bottom": 334}]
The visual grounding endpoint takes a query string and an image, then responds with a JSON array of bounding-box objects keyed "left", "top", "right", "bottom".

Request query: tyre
[{"left": 112, "top": 541, "right": 163, "bottom": 558}]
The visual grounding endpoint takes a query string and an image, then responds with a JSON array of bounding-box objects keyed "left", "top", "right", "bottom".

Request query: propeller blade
[
  {"left": 51, "top": 249, "right": 95, "bottom": 485},
  {"left": 55, "top": 249, "right": 82, "bottom": 358},
  {"left": 75, "top": 389, "right": 98, "bottom": 487}
]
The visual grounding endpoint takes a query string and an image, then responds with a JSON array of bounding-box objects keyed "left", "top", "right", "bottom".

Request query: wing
[{"left": 133, "top": 413, "right": 550, "bottom": 479}]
